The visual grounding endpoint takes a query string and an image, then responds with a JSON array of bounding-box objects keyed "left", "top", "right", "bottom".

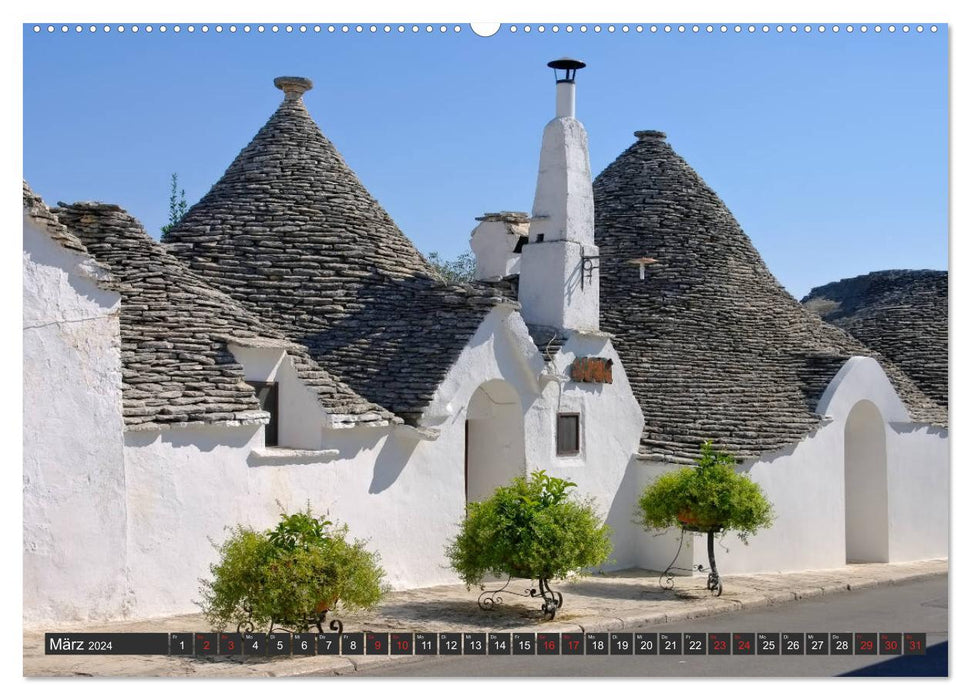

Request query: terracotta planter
[
  {"left": 677, "top": 510, "right": 720, "bottom": 532},
  {"left": 315, "top": 596, "right": 338, "bottom": 615}
]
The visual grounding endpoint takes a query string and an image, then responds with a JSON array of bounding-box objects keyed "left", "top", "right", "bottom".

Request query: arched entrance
[
  {"left": 465, "top": 380, "right": 526, "bottom": 503},
  {"left": 844, "top": 400, "right": 889, "bottom": 563}
]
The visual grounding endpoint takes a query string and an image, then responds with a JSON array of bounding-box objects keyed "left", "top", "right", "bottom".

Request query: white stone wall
[
  {"left": 23, "top": 217, "right": 130, "bottom": 624},
  {"left": 527, "top": 332, "right": 645, "bottom": 568},
  {"left": 630, "top": 357, "right": 949, "bottom": 576},
  {"left": 124, "top": 421, "right": 450, "bottom": 613},
  {"left": 822, "top": 358, "right": 948, "bottom": 564},
  {"left": 25, "top": 261, "right": 947, "bottom": 622},
  {"left": 117, "top": 307, "right": 530, "bottom": 617},
  {"left": 685, "top": 419, "right": 849, "bottom": 574},
  {"left": 122, "top": 419, "right": 473, "bottom": 618},
  {"left": 887, "top": 424, "right": 949, "bottom": 561},
  {"left": 116, "top": 305, "right": 647, "bottom": 618}
]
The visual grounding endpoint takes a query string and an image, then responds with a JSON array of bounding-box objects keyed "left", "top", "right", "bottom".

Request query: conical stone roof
[
  {"left": 55, "top": 200, "right": 395, "bottom": 431},
  {"left": 594, "top": 131, "right": 946, "bottom": 464},
  {"left": 164, "top": 78, "right": 509, "bottom": 422},
  {"left": 803, "top": 270, "right": 948, "bottom": 407}
]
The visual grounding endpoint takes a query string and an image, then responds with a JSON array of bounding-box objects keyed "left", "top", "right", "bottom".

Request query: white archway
[
  {"left": 465, "top": 380, "right": 526, "bottom": 503},
  {"left": 844, "top": 399, "right": 890, "bottom": 563}
]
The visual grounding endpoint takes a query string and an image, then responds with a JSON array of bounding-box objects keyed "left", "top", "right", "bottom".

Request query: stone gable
[{"left": 54, "top": 201, "right": 396, "bottom": 431}]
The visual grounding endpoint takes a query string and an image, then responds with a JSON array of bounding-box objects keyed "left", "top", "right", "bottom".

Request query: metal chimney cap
[
  {"left": 273, "top": 76, "right": 313, "bottom": 100},
  {"left": 547, "top": 57, "right": 586, "bottom": 71}
]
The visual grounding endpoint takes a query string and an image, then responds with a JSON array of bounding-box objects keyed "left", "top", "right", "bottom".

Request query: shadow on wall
[
  {"left": 572, "top": 381, "right": 605, "bottom": 396},
  {"left": 329, "top": 426, "right": 386, "bottom": 461},
  {"left": 369, "top": 429, "right": 421, "bottom": 494},
  {"left": 23, "top": 222, "right": 120, "bottom": 314},
  {"left": 735, "top": 423, "right": 827, "bottom": 472},
  {"left": 603, "top": 456, "right": 642, "bottom": 568},
  {"left": 124, "top": 424, "right": 261, "bottom": 452}
]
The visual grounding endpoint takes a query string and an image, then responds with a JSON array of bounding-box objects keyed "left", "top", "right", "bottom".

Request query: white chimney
[
  {"left": 556, "top": 80, "right": 575, "bottom": 118},
  {"left": 518, "top": 58, "right": 599, "bottom": 332},
  {"left": 470, "top": 212, "right": 530, "bottom": 281}
]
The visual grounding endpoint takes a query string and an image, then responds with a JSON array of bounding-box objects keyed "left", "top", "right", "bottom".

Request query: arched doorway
[
  {"left": 844, "top": 400, "right": 889, "bottom": 563},
  {"left": 465, "top": 380, "right": 526, "bottom": 503}
]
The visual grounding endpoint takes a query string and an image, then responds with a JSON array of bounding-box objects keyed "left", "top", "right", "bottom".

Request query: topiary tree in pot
[
  {"left": 446, "top": 470, "right": 613, "bottom": 619},
  {"left": 637, "top": 441, "right": 774, "bottom": 595},
  {"left": 198, "top": 506, "right": 386, "bottom": 634}
]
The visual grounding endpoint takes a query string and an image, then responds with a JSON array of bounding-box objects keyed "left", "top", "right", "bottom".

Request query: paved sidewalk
[{"left": 24, "top": 559, "right": 947, "bottom": 677}]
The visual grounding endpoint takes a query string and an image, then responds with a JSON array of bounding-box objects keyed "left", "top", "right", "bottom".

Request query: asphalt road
[{"left": 333, "top": 575, "right": 947, "bottom": 677}]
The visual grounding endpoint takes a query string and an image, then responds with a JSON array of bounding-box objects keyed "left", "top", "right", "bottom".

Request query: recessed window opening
[
  {"left": 556, "top": 412, "right": 580, "bottom": 456},
  {"left": 251, "top": 381, "right": 279, "bottom": 447}
]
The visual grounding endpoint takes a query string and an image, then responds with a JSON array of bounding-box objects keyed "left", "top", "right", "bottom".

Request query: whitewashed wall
[
  {"left": 117, "top": 306, "right": 530, "bottom": 617},
  {"left": 631, "top": 357, "right": 949, "bottom": 576},
  {"left": 823, "top": 358, "right": 948, "bottom": 564},
  {"left": 26, "top": 267, "right": 947, "bottom": 623},
  {"left": 529, "top": 333, "right": 645, "bottom": 569},
  {"left": 886, "top": 424, "right": 949, "bottom": 561},
  {"left": 684, "top": 419, "right": 849, "bottom": 574},
  {"left": 23, "top": 217, "right": 130, "bottom": 624},
  {"left": 117, "top": 305, "right": 649, "bottom": 618}
]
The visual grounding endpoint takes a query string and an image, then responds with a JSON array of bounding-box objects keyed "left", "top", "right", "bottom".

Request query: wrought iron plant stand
[
  {"left": 478, "top": 575, "right": 564, "bottom": 619},
  {"left": 236, "top": 605, "right": 345, "bottom": 636},
  {"left": 658, "top": 525, "right": 724, "bottom": 596}
]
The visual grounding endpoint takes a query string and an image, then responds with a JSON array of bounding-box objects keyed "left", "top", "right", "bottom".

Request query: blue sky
[{"left": 23, "top": 23, "right": 947, "bottom": 299}]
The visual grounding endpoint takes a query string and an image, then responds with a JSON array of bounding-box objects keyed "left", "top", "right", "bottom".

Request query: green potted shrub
[
  {"left": 637, "top": 441, "right": 774, "bottom": 595},
  {"left": 446, "top": 470, "right": 613, "bottom": 619},
  {"left": 199, "top": 506, "right": 386, "bottom": 633}
]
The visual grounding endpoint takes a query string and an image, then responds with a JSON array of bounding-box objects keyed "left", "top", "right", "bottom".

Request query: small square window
[
  {"left": 250, "top": 381, "right": 279, "bottom": 447},
  {"left": 556, "top": 413, "right": 580, "bottom": 456}
]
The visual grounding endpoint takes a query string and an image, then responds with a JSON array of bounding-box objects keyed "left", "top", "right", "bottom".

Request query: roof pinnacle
[{"left": 273, "top": 76, "right": 313, "bottom": 101}]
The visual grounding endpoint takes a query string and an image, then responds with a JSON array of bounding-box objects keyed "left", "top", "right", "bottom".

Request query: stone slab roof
[
  {"left": 475, "top": 211, "right": 530, "bottom": 224},
  {"left": 594, "top": 131, "right": 946, "bottom": 464},
  {"left": 163, "top": 79, "right": 512, "bottom": 423},
  {"left": 23, "top": 182, "right": 112, "bottom": 284},
  {"left": 54, "top": 201, "right": 396, "bottom": 431},
  {"left": 802, "top": 270, "right": 948, "bottom": 407}
]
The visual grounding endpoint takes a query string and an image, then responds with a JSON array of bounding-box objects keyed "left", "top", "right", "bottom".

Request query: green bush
[
  {"left": 199, "top": 507, "right": 386, "bottom": 632},
  {"left": 446, "top": 470, "right": 613, "bottom": 587},
  {"left": 637, "top": 442, "right": 774, "bottom": 542}
]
